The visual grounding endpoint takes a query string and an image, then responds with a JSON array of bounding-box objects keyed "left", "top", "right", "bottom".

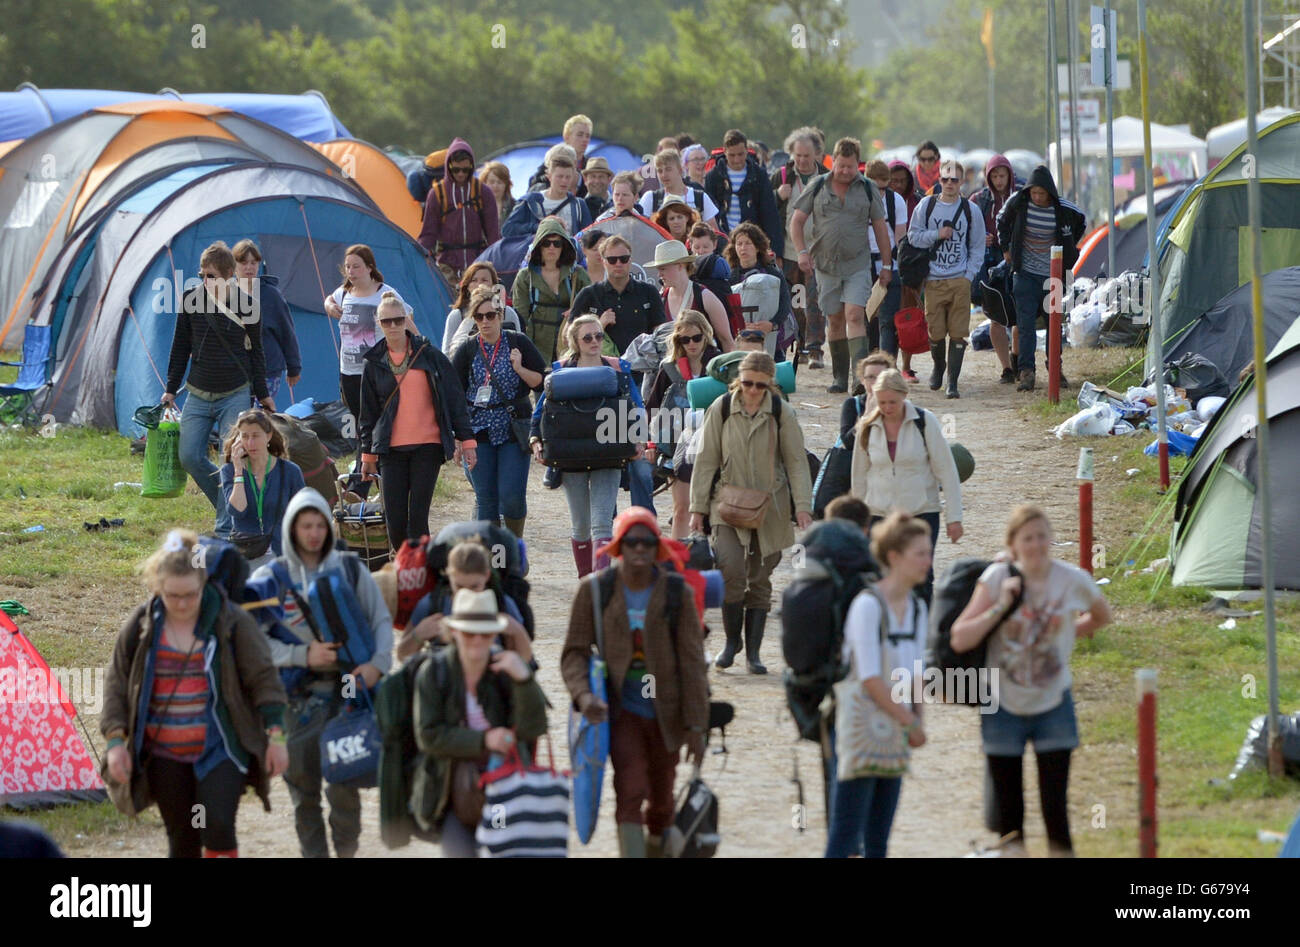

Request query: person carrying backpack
[
  {"left": 250, "top": 488, "right": 395, "bottom": 858},
  {"left": 232, "top": 238, "right": 300, "bottom": 404},
  {"left": 503, "top": 144, "right": 593, "bottom": 240},
  {"left": 950, "top": 505, "right": 1112, "bottom": 856},
  {"left": 412, "top": 588, "right": 548, "bottom": 858},
  {"left": 561, "top": 508, "right": 709, "bottom": 858},
  {"left": 636, "top": 148, "right": 720, "bottom": 227},
  {"left": 690, "top": 352, "right": 814, "bottom": 674},
  {"left": 102, "top": 529, "right": 288, "bottom": 858},
  {"left": 773, "top": 127, "right": 827, "bottom": 369},
  {"left": 971, "top": 154, "right": 1022, "bottom": 383},
  {"left": 905, "top": 160, "right": 986, "bottom": 399},
  {"left": 825, "top": 513, "right": 930, "bottom": 858},
  {"left": 724, "top": 221, "right": 795, "bottom": 363},
  {"left": 703, "top": 129, "right": 784, "bottom": 255},
  {"left": 511, "top": 216, "right": 593, "bottom": 364},
  {"left": 417, "top": 138, "right": 500, "bottom": 281}
]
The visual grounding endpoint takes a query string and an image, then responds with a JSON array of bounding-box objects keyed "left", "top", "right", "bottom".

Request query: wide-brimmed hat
[
  {"left": 444, "top": 588, "right": 506, "bottom": 635},
  {"left": 642, "top": 239, "right": 696, "bottom": 269},
  {"left": 583, "top": 156, "right": 613, "bottom": 177}
]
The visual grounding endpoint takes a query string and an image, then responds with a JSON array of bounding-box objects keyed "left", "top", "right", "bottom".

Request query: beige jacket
[
  {"left": 690, "top": 389, "right": 812, "bottom": 558},
  {"left": 850, "top": 400, "right": 962, "bottom": 522}
]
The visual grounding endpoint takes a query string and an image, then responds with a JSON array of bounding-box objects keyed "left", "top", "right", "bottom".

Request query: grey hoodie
[{"left": 250, "top": 488, "right": 394, "bottom": 679}]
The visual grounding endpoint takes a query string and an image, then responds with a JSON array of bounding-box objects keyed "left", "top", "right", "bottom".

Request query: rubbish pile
[{"left": 1055, "top": 380, "right": 1227, "bottom": 451}]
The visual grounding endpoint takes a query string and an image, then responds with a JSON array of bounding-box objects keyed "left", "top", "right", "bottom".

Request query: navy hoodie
[{"left": 257, "top": 273, "right": 301, "bottom": 379}]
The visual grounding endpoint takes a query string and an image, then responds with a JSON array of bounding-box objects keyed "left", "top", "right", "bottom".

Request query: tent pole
[
  {"left": 1049, "top": 1, "right": 1063, "bottom": 186},
  {"left": 1105, "top": 0, "right": 1117, "bottom": 279},
  {"left": 1243, "top": 0, "right": 1285, "bottom": 780},
  {"left": 1066, "top": 0, "right": 1083, "bottom": 204},
  {"left": 1138, "top": 0, "right": 1169, "bottom": 493}
]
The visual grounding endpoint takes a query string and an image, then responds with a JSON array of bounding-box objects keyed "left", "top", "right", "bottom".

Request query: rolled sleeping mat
[
  {"left": 686, "top": 361, "right": 796, "bottom": 409},
  {"left": 544, "top": 365, "right": 621, "bottom": 400},
  {"left": 701, "top": 569, "right": 725, "bottom": 609}
]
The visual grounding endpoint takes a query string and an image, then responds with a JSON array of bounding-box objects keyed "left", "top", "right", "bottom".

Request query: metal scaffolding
[{"left": 1260, "top": 1, "right": 1300, "bottom": 108}]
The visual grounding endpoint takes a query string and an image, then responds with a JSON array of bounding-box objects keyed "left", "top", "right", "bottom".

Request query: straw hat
[
  {"left": 642, "top": 239, "right": 697, "bottom": 269},
  {"left": 583, "top": 156, "right": 613, "bottom": 177},
  {"left": 444, "top": 588, "right": 506, "bottom": 635}
]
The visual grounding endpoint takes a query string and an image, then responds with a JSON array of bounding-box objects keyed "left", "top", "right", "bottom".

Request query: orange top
[{"left": 390, "top": 366, "right": 440, "bottom": 449}]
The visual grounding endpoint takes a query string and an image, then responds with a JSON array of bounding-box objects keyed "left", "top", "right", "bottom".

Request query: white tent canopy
[
  {"left": 1206, "top": 107, "right": 1297, "bottom": 164},
  {"left": 1049, "top": 115, "right": 1207, "bottom": 175}
]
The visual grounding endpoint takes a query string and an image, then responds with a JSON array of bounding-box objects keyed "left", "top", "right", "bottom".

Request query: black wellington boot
[
  {"left": 744, "top": 607, "right": 769, "bottom": 675},
  {"left": 945, "top": 338, "right": 967, "bottom": 399},
  {"left": 715, "top": 602, "right": 745, "bottom": 669},
  {"left": 928, "top": 341, "right": 946, "bottom": 390}
]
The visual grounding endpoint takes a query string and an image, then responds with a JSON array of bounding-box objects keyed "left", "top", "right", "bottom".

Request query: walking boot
[
  {"left": 646, "top": 834, "right": 664, "bottom": 858},
  {"left": 715, "top": 602, "right": 745, "bottom": 668},
  {"left": 571, "top": 539, "right": 593, "bottom": 578},
  {"left": 808, "top": 348, "right": 824, "bottom": 370},
  {"left": 744, "top": 607, "right": 769, "bottom": 675},
  {"left": 826, "top": 339, "right": 850, "bottom": 393},
  {"left": 1016, "top": 369, "right": 1036, "bottom": 392},
  {"left": 928, "top": 340, "right": 946, "bottom": 390},
  {"left": 617, "top": 822, "right": 647, "bottom": 858},
  {"left": 504, "top": 516, "right": 525, "bottom": 539},
  {"left": 945, "top": 338, "right": 967, "bottom": 399},
  {"left": 999, "top": 366, "right": 1017, "bottom": 384},
  {"left": 846, "top": 335, "right": 870, "bottom": 379},
  {"left": 592, "top": 538, "right": 612, "bottom": 572}
]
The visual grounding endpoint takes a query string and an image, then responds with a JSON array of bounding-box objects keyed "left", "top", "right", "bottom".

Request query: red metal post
[
  {"left": 1078, "top": 447, "right": 1094, "bottom": 574},
  {"left": 1137, "top": 669, "right": 1158, "bottom": 857},
  {"left": 1048, "top": 245, "right": 1063, "bottom": 404}
]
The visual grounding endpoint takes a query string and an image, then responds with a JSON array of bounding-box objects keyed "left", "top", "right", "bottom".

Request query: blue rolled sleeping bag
[
  {"left": 701, "top": 569, "right": 724, "bottom": 609},
  {"left": 545, "top": 365, "right": 621, "bottom": 400}
]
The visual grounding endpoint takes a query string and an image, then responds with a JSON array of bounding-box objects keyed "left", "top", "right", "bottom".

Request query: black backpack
[
  {"left": 896, "top": 196, "right": 973, "bottom": 289},
  {"left": 540, "top": 366, "right": 639, "bottom": 471},
  {"left": 780, "top": 520, "right": 878, "bottom": 741},
  {"left": 927, "top": 558, "right": 1021, "bottom": 706},
  {"left": 427, "top": 521, "right": 535, "bottom": 639},
  {"left": 811, "top": 396, "right": 864, "bottom": 519},
  {"left": 651, "top": 184, "right": 707, "bottom": 215}
]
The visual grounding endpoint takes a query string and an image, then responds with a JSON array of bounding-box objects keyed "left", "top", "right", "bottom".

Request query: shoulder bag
[{"left": 715, "top": 415, "right": 776, "bottom": 531}]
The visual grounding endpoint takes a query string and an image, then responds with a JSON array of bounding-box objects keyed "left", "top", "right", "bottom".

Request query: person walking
[
  {"left": 837, "top": 350, "right": 895, "bottom": 441},
  {"left": 996, "top": 165, "right": 1087, "bottom": 392},
  {"left": 358, "top": 293, "right": 478, "bottom": 550},
  {"left": 251, "top": 490, "right": 394, "bottom": 858},
  {"left": 704, "top": 129, "right": 784, "bottom": 254},
  {"left": 582, "top": 156, "right": 615, "bottom": 220},
  {"left": 504, "top": 144, "right": 592, "bottom": 238},
  {"left": 511, "top": 216, "right": 593, "bottom": 364},
  {"left": 912, "top": 141, "right": 942, "bottom": 197},
  {"left": 480, "top": 161, "right": 516, "bottom": 223},
  {"left": 690, "top": 352, "right": 813, "bottom": 673},
  {"left": 681, "top": 143, "right": 709, "bottom": 188},
  {"left": 561, "top": 508, "right": 709, "bottom": 857},
  {"left": 233, "top": 239, "right": 300, "bottom": 405},
  {"left": 824, "top": 513, "right": 930, "bottom": 858},
  {"left": 724, "top": 221, "right": 795, "bottom": 363},
  {"left": 417, "top": 138, "right": 500, "bottom": 281},
  {"left": 864, "top": 160, "right": 909, "bottom": 358},
  {"left": 849, "top": 369, "right": 962, "bottom": 602},
  {"left": 527, "top": 114, "right": 594, "bottom": 193},
  {"left": 971, "top": 154, "right": 1022, "bottom": 383},
  {"left": 450, "top": 286, "right": 546, "bottom": 539},
  {"left": 219, "top": 408, "right": 306, "bottom": 569},
  {"left": 161, "top": 241, "right": 273, "bottom": 536},
  {"left": 441, "top": 262, "right": 522, "bottom": 358},
  {"left": 530, "top": 314, "right": 648, "bottom": 575},
  {"left": 645, "top": 239, "right": 735, "bottom": 351},
  {"left": 905, "top": 160, "right": 985, "bottom": 399},
  {"left": 950, "top": 505, "right": 1112, "bottom": 855},
  {"left": 413, "top": 588, "right": 548, "bottom": 858},
  {"left": 773, "top": 127, "right": 826, "bottom": 369},
  {"left": 637, "top": 148, "right": 719, "bottom": 226},
  {"left": 789, "top": 137, "right": 894, "bottom": 393},
  {"left": 102, "top": 529, "right": 288, "bottom": 858}
]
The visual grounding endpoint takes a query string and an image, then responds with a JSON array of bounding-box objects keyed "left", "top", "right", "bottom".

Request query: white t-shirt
[
  {"left": 868, "top": 190, "right": 910, "bottom": 266},
  {"left": 841, "top": 585, "right": 928, "bottom": 708},
  {"left": 331, "top": 283, "right": 412, "bottom": 376},
  {"left": 979, "top": 560, "right": 1103, "bottom": 716},
  {"left": 636, "top": 188, "right": 719, "bottom": 222}
]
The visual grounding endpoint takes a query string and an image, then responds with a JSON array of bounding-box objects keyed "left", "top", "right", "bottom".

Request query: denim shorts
[{"left": 980, "top": 689, "right": 1079, "bottom": 756}]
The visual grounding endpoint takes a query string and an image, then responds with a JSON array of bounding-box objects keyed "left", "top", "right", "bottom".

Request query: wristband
[
  {"left": 797, "top": 249, "right": 809, "bottom": 256},
  {"left": 268, "top": 732, "right": 287, "bottom": 747},
  {"left": 233, "top": 476, "right": 245, "bottom": 484},
  {"left": 106, "top": 736, "right": 125, "bottom": 751}
]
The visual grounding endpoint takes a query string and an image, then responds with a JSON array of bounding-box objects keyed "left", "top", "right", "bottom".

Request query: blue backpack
[{"left": 270, "top": 554, "right": 374, "bottom": 670}]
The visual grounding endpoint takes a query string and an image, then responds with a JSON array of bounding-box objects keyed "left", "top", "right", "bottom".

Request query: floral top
[{"left": 466, "top": 334, "right": 522, "bottom": 447}]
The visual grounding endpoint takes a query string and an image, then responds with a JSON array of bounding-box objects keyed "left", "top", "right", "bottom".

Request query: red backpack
[{"left": 392, "top": 536, "right": 434, "bottom": 630}]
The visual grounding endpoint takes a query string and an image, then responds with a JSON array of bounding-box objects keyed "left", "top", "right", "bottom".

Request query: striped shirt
[
  {"left": 726, "top": 167, "right": 747, "bottom": 229},
  {"left": 466, "top": 691, "right": 490, "bottom": 731},
  {"left": 144, "top": 641, "right": 210, "bottom": 762},
  {"left": 1022, "top": 202, "right": 1057, "bottom": 276}
]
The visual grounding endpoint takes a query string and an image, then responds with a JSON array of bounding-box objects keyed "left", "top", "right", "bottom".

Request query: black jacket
[
  {"left": 704, "top": 154, "right": 784, "bottom": 257},
  {"left": 995, "top": 167, "right": 1087, "bottom": 273},
  {"left": 449, "top": 329, "right": 547, "bottom": 432},
  {"left": 166, "top": 284, "right": 269, "bottom": 400},
  {"left": 359, "top": 332, "right": 475, "bottom": 458}
]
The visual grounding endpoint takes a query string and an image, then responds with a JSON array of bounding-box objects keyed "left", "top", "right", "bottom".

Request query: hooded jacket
[
  {"left": 971, "top": 154, "right": 1021, "bottom": 251},
  {"left": 510, "top": 217, "right": 593, "bottom": 363},
  {"left": 704, "top": 153, "right": 785, "bottom": 257},
  {"left": 250, "top": 488, "right": 395, "bottom": 684},
  {"left": 256, "top": 273, "right": 301, "bottom": 379},
  {"left": 358, "top": 330, "right": 477, "bottom": 461},
  {"left": 889, "top": 160, "right": 921, "bottom": 216},
  {"left": 500, "top": 179, "right": 593, "bottom": 240},
  {"left": 996, "top": 165, "right": 1088, "bottom": 273},
  {"left": 418, "top": 138, "right": 501, "bottom": 275}
]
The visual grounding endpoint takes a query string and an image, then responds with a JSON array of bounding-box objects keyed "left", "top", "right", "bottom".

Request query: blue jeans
[
  {"left": 560, "top": 467, "right": 621, "bottom": 541},
  {"left": 1012, "top": 271, "right": 1048, "bottom": 374},
  {"left": 468, "top": 440, "right": 530, "bottom": 522},
  {"left": 824, "top": 721, "right": 904, "bottom": 858},
  {"left": 179, "top": 385, "right": 250, "bottom": 535},
  {"left": 628, "top": 458, "right": 656, "bottom": 512},
  {"left": 981, "top": 689, "right": 1080, "bottom": 756}
]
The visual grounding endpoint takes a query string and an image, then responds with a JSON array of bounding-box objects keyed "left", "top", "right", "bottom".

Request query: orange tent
[{"left": 310, "top": 139, "right": 422, "bottom": 237}]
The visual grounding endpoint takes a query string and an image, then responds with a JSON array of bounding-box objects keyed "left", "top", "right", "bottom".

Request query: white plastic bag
[
  {"left": 1197, "top": 395, "right": 1226, "bottom": 421},
  {"left": 1067, "top": 302, "right": 1104, "bottom": 349},
  {"left": 1055, "top": 403, "right": 1116, "bottom": 439}
]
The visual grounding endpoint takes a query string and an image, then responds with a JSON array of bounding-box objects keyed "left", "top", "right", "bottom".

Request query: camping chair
[{"left": 0, "top": 324, "right": 53, "bottom": 428}]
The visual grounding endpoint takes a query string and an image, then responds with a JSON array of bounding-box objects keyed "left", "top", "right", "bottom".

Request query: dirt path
[{"left": 60, "top": 342, "right": 1102, "bottom": 858}]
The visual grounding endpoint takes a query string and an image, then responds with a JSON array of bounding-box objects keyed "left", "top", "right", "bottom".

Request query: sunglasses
[
  {"left": 738, "top": 330, "right": 765, "bottom": 341},
  {"left": 580, "top": 332, "right": 605, "bottom": 343},
  {"left": 449, "top": 165, "right": 473, "bottom": 174},
  {"left": 379, "top": 316, "right": 406, "bottom": 327},
  {"left": 739, "top": 379, "right": 767, "bottom": 389},
  {"left": 603, "top": 254, "right": 631, "bottom": 265},
  {"left": 539, "top": 238, "right": 564, "bottom": 249},
  {"left": 621, "top": 535, "right": 659, "bottom": 550},
  {"left": 918, "top": 154, "right": 938, "bottom": 163},
  {"left": 472, "top": 310, "right": 499, "bottom": 322},
  {"left": 941, "top": 176, "right": 960, "bottom": 183},
  {"left": 677, "top": 332, "right": 704, "bottom": 344}
]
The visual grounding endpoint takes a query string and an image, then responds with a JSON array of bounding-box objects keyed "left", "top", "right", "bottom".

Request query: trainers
[
  {"left": 902, "top": 369, "right": 918, "bottom": 383},
  {"left": 1016, "top": 370, "right": 1036, "bottom": 392},
  {"left": 965, "top": 831, "right": 1029, "bottom": 858},
  {"left": 999, "top": 367, "right": 1016, "bottom": 384}
]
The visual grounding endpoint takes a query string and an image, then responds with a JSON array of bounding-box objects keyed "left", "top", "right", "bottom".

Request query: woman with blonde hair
[
  {"left": 951, "top": 505, "right": 1112, "bottom": 855},
  {"left": 646, "top": 310, "right": 722, "bottom": 539},
  {"left": 690, "top": 351, "right": 813, "bottom": 672},
  {"left": 480, "top": 160, "right": 515, "bottom": 222},
  {"left": 101, "top": 529, "right": 288, "bottom": 857},
  {"left": 850, "top": 368, "right": 962, "bottom": 602},
  {"left": 530, "top": 313, "right": 647, "bottom": 576},
  {"left": 219, "top": 408, "right": 306, "bottom": 567}
]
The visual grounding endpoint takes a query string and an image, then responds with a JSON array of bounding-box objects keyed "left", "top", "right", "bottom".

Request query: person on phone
[
  {"left": 102, "top": 529, "right": 288, "bottom": 858},
  {"left": 825, "top": 513, "right": 931, "bottom": 858},
  {"left": 161, "top": 241, "right": 272, "bottom": 536},
  {"left": 250, "top": 489, "right": 394, "bottom": 858},
  {"left": 561, "top": 509, "right": 709, "bottom": 858},
  {"left": 358, "top": 293, "right": 477, "bottom": 550},
  {"left": 218, "top": 408, "right": 306, "bottom": 568},
  {"left": 950, "top": 505, "right": 1111, "bottom": 856},
  {"left": 413, "top": 588, "right": 548, "bottom": 858}
]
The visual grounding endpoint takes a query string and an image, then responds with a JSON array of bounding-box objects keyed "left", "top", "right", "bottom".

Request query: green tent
[
  {"left": 1171, "top": 318, "right": 1300, "bottom": 591},
  {"left": 1151, "top": 114, "right": 1300, "bottom": 377}
]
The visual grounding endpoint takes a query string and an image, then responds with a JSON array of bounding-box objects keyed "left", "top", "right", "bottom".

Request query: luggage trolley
[{"left": 333, "top": 474, "right": 391, "bottom": 571}]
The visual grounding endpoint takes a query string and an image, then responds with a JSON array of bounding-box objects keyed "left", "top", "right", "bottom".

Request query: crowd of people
[{"left": 104, "top": 116, "right": 1109, "bottom": 859}]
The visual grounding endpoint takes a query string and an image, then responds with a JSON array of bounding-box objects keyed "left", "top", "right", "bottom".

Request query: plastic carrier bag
[{"left": 141, "top": 406, "right": 187, "bottom": 498}]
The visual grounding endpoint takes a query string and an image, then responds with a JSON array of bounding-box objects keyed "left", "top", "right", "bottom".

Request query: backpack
[
  {"left": 683, "top": 266, "right": 742, "bottom": 337},
  {"left": 269, "top": 553, "right": 372, "bottom": 668},
  {"left": 811, "top": 395, "right": 864, "bottom": 519},
  {"left": 406, "top": 149, "right": 447, "bottom": 206},
  {"left": 780, "top": 520, "right": 878, "bottom": 740},
  {"left": 896, "top": 196, "right": 973, "bottom": 289},
  {"left": 376, "top": 648, "right": 439, "bottom": 848},
  {"left": 392, "top": 536, "right": 434, "bottom": 631},
  {"left": 430, "top": 176, "right": 489, "bottom": 254},
  {"left": 269, "top": 412, "right": 339, "bottom": 507},
  {"left": 664, "top": 775, "right": 720, "bottom": 858},
  {"left": 540, "top": 363, "right": 639, "bottom": 471},
  {"left": 733, "top": 271, "right": 782, "bottom": 355},
  {"left": 427, "top": 520, "right": 534, "bottom": 639},
  {"left": 926, "top": 558, "right": 1022, "bottom": 706},
  {"left": 651, "top": 185, "right": 707, "bottom": 215}
]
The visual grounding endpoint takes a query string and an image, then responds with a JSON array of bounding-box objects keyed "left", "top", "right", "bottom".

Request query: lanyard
[
  {"left": 245, "top": 457, "right": 272, "bottom": 530},
  {"left": 478, "top": 334, "right": 503, "bottom": 384}
]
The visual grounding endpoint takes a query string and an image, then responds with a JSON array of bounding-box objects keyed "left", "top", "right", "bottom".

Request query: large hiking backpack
[
  {"left": 540, "top": 363, "right": 639, "bottom": 471},
  {"left": 927, "top": 558, "right": 1021, "bottom": 706},
  {"left": 812, "top": 396, "right": 864, "bottom": 519},
  {"left": 428, "top": 521, "right": 534, "bottom": 639},
  {"left": 780, "top": 520, "right": 878, "bottom": 741},
  {"left": 406, "top": 148, "right": 447, "bottom": 206},
  {"left": 268, "top": 554, "right": 373, "bottom": 668},
  {"left": 733, "top": 271, "right": 782, "bottom": 356},
  {"left": 392, "top": 536, "right": 434, "bottom": 631},
  {"left": 270, "top": 412, "right": 339, "bottom": 507}
]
